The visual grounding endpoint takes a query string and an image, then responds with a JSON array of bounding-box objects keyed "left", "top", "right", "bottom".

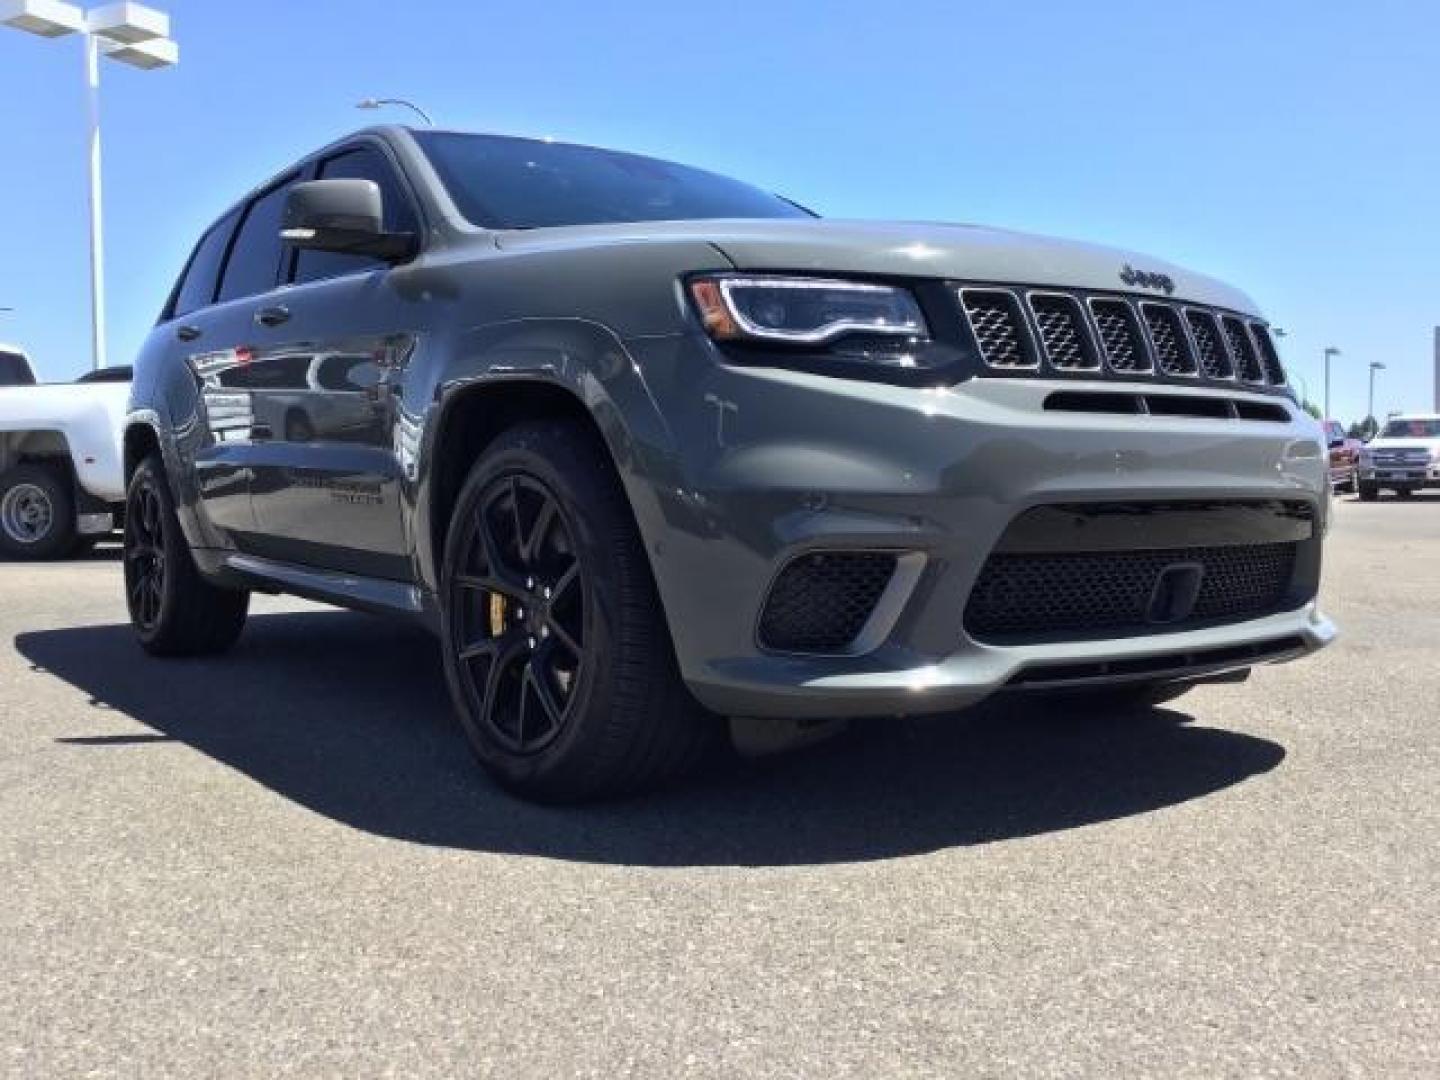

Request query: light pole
[
  {"left": 356, "top": 97, "right": 434, "bottom": 125},
  {"left": 1368, "top": 362, "right": 1385, "bottom": 424},
  {"left": 1, "top": 1, "right": 178, "bottom": 370},
  {"left": 1322, "top": 346, "right": 1341, "bottom": 422}
]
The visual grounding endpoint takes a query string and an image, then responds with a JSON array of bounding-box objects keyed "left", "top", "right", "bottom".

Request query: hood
[{"left": 494, "top": 218, "right": 1261, "bottom": 315}]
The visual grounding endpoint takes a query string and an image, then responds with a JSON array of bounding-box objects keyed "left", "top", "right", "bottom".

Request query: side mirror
[{"left": 280, "top": 179, "right": 415, "bottom": 262}]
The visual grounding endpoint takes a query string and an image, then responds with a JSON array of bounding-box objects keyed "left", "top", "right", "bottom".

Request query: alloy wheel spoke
[
  {"left": 479, "top": 634, "right": 529, "bottom": 733},
  {"left": 522, "top": 660, "right": 565, "bottom": 737},
  {"left": 519, "top": 498, "right": 557, "bottom": 566}
]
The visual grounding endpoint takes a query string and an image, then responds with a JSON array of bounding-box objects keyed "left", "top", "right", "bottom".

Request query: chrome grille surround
[
  {"left": 1221, "top": 315, "right": 1265, "bottom": 382},
  {"left": 1026, "top": 292, "right": 1100, "bottom": 372},
  {"left": 955, "top": 285, "right": 1287, "bottom": 392},
  {"left": 1139, "top": 302, "right": 1198, "bottom": 377},
  {"left": 1088, "top": 297, "right": 1154, "bottom": 374},
  {"left": 958, "top": 289, "right": 1038, "bottom": 370}
]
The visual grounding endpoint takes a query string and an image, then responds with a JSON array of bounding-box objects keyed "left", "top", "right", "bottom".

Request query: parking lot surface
[{"left": 0, "top": 496, "right": 1436, "bottom": 1077}]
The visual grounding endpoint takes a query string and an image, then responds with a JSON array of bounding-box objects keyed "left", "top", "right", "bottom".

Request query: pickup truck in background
[
  {"left": 0, "top": 363, "right": 130, "bottom": 559},
  {"left": 1357, "top": 415, "right": 1440, "bottom": 500},
  {"left": 0, "top": 343, "right": 38, "bottom": 387}
]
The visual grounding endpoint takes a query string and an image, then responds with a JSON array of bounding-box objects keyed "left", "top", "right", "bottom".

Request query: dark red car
[{"left": 1323, "top": 420, "right": 1361, "bottom": 491}]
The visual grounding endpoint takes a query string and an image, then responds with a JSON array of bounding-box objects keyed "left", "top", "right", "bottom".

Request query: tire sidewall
[{"left": 124, "top": 458, "right": 184, "bottom": 647}]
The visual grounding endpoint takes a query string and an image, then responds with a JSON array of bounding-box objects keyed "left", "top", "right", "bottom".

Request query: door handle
[
  {"left": 175, "top": 324, "right": 202, "bottom": 342},
  {"left": 254, "top": 305, "right": 291, "bottom": 328}
]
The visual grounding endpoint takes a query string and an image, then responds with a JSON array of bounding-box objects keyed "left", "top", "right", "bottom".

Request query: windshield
[
  {"left": 0, "top": 349, "right": 34, "bottom": 386},
  {"left": 415, "top": 131, "right": 813, "bottom": 230},
  {"left": 1379, "top": 419, "right": 1440, "bottom": 439}
]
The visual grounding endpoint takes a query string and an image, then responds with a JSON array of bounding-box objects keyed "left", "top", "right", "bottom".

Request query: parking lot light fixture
[
  {"left": 0, "top": 1, "right": 177, "bottom": 370},
  {"left": 356, "top": 97, "right": 435, "bottom": 126},
  {"left": 0, "top": 0, "right": 85, "bottom": 36}
]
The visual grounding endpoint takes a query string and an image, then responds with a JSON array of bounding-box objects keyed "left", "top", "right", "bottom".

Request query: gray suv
[{"left": 122, "top": 126, "right": 1336, "bottom": 800}]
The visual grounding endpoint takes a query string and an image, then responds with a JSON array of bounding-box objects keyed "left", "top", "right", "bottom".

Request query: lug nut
[
  {"left": 527, "top": 636, "right": 536, "bottom": 650},
  {"left": 526, "top": 576, "right": 535, "bottom": 590},
  {"left": 542, "top": 587, "right": 552, "bottom": 599},
  {"left": 540, "top": 625, "right": 550, "bottom": 638}
]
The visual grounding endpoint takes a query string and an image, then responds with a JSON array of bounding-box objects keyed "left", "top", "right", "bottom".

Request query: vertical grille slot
[
  {"left": 1248, "top": 322, "right": 1287, "bottom": 386},
  {"left": 1184, "top": 309, "right": 1234, "bottom": 379},
  {"left": 1222, "top": 315, "right": 1265, "bottom": 382},
  {"left": 1027, "top": 293, "right": 1100, "bottom": 372},
  {"left": 1088, "top": 298, "right": 1153, "bottom": 373},
  {"left": 959, "top": 289, "right": 1037, "bottom": 370},
  {"left": 1139, "top": 303, "right": 1198, "bottom": 376}
]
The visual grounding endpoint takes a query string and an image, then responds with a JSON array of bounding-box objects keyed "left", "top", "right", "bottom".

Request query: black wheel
[
  {"left": 1395, "top": 486, "right": 1415, "bottom": 499},
  {"left": 1358, "top": 482, "right": 1379, "bottom": 502},
  {"left": 440, "top": 420, "right": 718, "bottom": 802},
  {"left": 0, "top": 464, "right": 76, "bottom": 560},
  {"left": 124, "top": 454, "right": 250, "bottom": 656}
]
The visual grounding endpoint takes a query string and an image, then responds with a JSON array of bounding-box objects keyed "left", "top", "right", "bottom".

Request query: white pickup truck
[
  {"left": 1357, "top": 414, "right": 1440, "bottom": 500},
  {"left": 0, "top": 351, "right": 130, "bottom": 559}
]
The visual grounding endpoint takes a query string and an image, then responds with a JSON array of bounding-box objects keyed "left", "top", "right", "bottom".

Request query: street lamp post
[
  {"left": 356, "top": 97, "right": 434, "bottom": 125},
  {"left": 1322, "top": 346, "right": 1341, "bottom": 422},
  {"left": 1368, "top": 362, "right": 1385, "bottom": 424},
  {"left": 1, "top": 1, "right": 178, "bottom": 370}
]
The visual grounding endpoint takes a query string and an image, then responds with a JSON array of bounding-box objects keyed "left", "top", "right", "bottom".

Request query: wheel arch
[{"left": 417, "top": 319, "right": 690, "bottom": 634}]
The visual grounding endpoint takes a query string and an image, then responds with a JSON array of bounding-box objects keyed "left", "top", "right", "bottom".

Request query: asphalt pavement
[{"left": 0, "top": 495, "right": 1436, "bottom": 1077}]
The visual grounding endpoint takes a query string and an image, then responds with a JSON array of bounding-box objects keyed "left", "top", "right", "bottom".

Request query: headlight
[{"left": 690, "top": 275, "right": 928, "bottom": 347}]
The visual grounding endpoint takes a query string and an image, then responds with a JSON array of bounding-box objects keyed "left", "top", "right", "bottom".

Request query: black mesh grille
[
  {"left": 1029, "top": 294, "right": 1099, "bottom": 371},
  {"left": 1249, "top": 322, "right": 1287, "bottom": 385},
  {"left": 965, "top": 542, "right": 1299, "bottom": 642},
  {"left": 1140, "top": 303, "right": 1197, "bottom": 376},
  {"left": 1184, "top": 310, "right": 1234, "bottom": 379},
  {"left": 1089, "top": 299, "right": 1152, "bottom": 372},
  {"left": 1222, "top": 316, "right": 1265, "bottom": 382},
  {"left": 962, "top": 290, "right": 1033, "bottom": 369},
  {"left": 759, "top": 552, "right": 897, "bottom": 653}
]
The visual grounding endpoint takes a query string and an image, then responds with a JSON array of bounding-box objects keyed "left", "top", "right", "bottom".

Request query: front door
[{"left": 241, "top": 142, "right": 425, "bottom": 581}]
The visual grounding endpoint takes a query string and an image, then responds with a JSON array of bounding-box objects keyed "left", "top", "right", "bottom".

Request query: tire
[
  {"left": 1359, "top": 482, "right": 1379, "bottom": 502},
  {"left": 1395, "top": 486, "right": 1415, "bottom": 499},
  {"left": 440, "top": 420, "right": 719, "bottom": 802},
  {"left": 0, "top": 463, "right": 77, "bottom": 560},
  {"left": 124, "top": 454, "right": 250, "bottom": 656}
]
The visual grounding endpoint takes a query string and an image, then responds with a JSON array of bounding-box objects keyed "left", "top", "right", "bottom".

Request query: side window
[
  {"left": 217, "top": 178, "right": 297, "bottom": 304},
  {"left": 171, "top": 209, "right": 239, "bottom": 319},
  {"left": 293, "top": 147, "right": 418, "bottom": 285}
]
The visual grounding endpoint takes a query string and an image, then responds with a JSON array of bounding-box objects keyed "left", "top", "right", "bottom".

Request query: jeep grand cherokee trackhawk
[{"left": 122, "top": 127, "right": 1336, "bottom": 800}]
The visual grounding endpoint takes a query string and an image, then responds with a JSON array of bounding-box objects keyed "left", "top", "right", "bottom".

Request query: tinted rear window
[
  {"left": 218, "top": 179, "right": 296, "bottom": 303},
  {"left": 0, "top": 350, "right": 34, "bottom": 385},
  {"left": 172, "top": 210, "right": 239, "bottom": 318},
  {"left": 415, "top": 131, "right": 813, "bottom": 230}
]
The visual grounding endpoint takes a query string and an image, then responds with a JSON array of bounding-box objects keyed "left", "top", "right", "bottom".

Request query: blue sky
[{"left": 1, "top": 0, "right": 1435, "bottom": 422}]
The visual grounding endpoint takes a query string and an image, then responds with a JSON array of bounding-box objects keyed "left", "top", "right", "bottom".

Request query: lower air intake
[
  {"left": 964, "top": 542, "right": 1300, "bottom": 643},
  {"left": 758, "top": 552, "right": 898, "bottom": 653}
]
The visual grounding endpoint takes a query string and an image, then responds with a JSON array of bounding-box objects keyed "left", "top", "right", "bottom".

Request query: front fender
[{"left": 414, "top": 318, "right": 699, "bottom": 617}]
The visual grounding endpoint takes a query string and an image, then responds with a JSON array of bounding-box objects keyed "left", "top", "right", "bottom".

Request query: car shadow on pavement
[{"left": 15, "top": 611, "right": 1285, "bottom": 867}]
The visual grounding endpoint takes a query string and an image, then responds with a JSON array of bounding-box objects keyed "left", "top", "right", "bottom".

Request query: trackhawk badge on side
[{"left": 1119, "top": 263, "right": 1176, "bottom": 294}]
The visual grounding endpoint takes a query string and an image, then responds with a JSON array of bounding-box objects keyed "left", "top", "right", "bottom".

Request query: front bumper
[
  {"left": 1359, "top": 465, "right": 1440, "bottom": 488},
  {"left": 628, "top": 337, "right": 1335, "bottom": 718}
]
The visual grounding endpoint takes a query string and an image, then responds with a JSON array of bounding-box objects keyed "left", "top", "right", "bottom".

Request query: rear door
[
  {"left": 242, "top": 142, "right": 423, "bottom": 580},
  {"left": 160, "top": 205, "right": 259, "bottom": 543},
  {"left": 178, "top": 177, "right": 302, "bottom": 551}
]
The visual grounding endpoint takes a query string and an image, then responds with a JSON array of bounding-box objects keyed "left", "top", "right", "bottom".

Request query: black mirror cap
[{"left": 281, "top": 178, "right": 416, "bottom": 262}]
